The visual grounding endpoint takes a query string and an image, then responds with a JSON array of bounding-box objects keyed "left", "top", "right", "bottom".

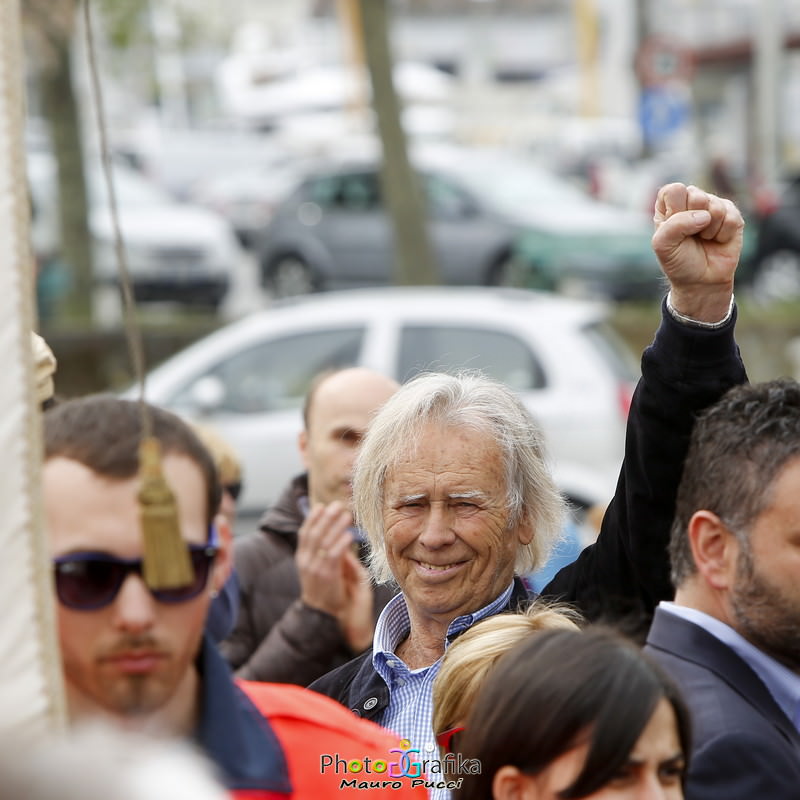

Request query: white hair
[{"left": 353, "top": 371, "right": 566, "bottom": 583}]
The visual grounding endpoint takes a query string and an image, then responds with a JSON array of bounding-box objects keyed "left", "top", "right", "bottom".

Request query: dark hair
[
  {"left": 670, "top": 379, "right": 800, "bottom": 585},
  {"left": 454, "top": 627, "right": 691, "bottom": 800},
  {"left": 44, "top": 394, "right": 220, "bottom": 527}
]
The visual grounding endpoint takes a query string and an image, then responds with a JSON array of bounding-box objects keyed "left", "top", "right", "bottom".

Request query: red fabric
[{"left": 239, "top": 681, "right": 427, "bottom": 799}]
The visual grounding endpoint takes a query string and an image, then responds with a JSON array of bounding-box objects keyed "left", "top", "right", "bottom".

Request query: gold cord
[{"left": 82, "top": 0, "right": 192, "bottom": 589}]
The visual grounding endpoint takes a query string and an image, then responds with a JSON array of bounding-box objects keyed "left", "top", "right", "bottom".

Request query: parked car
[
  {"left": 134, "top": 287, "right": 638, "bottom": 516},
  {"left": 253, "top": 147, "right": 662, "bottom": 300},
  {"left": 188, "top": 159, "right": 307, "bottom": 249},
  {"left": 28, "top": 152, "right": 241, "bottom": 309}
]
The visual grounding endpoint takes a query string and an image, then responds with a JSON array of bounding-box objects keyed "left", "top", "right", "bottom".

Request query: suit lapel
[{"left": 647, "top": 608, "right": 800, "bottom": 749}]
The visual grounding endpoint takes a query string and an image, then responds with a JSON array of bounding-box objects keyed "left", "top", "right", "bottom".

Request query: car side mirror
[{"left": 189, "top": 375, "right": 226, "bottom": 414}]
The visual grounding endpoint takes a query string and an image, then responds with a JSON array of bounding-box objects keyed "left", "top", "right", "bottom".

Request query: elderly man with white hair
[{"left": 309, "top": 184, "right": 748, "bottom": 772}]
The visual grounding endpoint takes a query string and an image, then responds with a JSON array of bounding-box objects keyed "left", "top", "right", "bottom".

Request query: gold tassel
[{"left": 138, "top": 437, "right": 194, "bottom": 590}]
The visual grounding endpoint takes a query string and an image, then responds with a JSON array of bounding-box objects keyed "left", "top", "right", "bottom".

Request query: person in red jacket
[{"left": 42, "top": 394, "right": 425, "bottom": 799}]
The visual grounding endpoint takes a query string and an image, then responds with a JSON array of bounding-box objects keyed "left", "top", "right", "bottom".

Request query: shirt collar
[
  {"left": 372, "top": 580, "right": 516, "bottom": 665},
  {"left": 195, "top": 635, "right": 292, "bottom": 793},
  {"left": 660, "top": 601, "right": 800, "bottom": 730}
]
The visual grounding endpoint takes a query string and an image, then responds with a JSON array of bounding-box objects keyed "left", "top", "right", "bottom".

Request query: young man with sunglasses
[{"left": 43, "top": 395, "right": 425, "bottom": 800}]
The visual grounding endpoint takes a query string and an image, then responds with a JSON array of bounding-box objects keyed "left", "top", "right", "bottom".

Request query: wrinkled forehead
[{"left": 382, "top": 421, "right": 507, "bottom": 488}]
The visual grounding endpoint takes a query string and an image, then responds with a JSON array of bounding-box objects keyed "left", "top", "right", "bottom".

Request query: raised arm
[{"left": 541, "top": 184, "right": 747, "bottom": 627}]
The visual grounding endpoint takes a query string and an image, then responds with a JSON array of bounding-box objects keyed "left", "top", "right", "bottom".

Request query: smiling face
[
  {"left": 511, "top": 698, "right": 685, "bottom": 800},
  {"left": 44, "top": 453, "right": 230, "bottom": 733},
  {"left": 382, "top": 423, "right": 530, "bottom": 632}
]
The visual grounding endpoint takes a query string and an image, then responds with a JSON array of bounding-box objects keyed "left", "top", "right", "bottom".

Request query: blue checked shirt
[{"left": 371, "top": 581, "right": 514, "bottom": 799}]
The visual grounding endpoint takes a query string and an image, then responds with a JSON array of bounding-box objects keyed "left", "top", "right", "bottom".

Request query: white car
[
  {"left": 136, "top": 287, "right": 638, "bottom": 516},
  {"left": 28, "top": 152, "right": 241, "bottom": 310}
]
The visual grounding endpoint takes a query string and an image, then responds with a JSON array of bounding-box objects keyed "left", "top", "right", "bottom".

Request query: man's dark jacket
[
  {"left": 309, "top": 302, "right": 748, "bottom": 720},
  {"left": 645, "top": 607, "right": 800, "bottom": 799},
  {"left": 220, "top": 473, "right": 395, "bottom": 686}
]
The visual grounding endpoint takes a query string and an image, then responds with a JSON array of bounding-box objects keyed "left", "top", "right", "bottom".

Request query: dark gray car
[{"left": 254, "top": 159, "right": 519, "bottom": 297}]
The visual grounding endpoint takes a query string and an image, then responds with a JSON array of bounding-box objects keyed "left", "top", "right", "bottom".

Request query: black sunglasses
[
  {"left": 53, "top": 527, "right": 219, "bottom": 611},
  {"left": 223, "top": 481, "right": 242, "bottom": 501}
]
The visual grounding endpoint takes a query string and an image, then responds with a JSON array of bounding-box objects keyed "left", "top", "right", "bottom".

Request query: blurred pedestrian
[
  {"left": 222, "top": 367, "right": 399, "bottom": 685},
  {"left": 191, "top": 422, "right": 244, "bottom": 528},
  {"left": 645, "top": 378, "right": 800, "bottom": 798},
  {"left": 0, "top": 724, "right": 228, "bottom": 800},
  {"left": 454, "top": 627, "right": 690, "bottom": 800},
  {"left": 190, "top": 422, "right": 244, "bottom": 642}
]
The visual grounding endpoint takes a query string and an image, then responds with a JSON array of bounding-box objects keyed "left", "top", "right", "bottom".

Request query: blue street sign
[{"left": 639, "top": 86, "right": 690, "bottom": 145}]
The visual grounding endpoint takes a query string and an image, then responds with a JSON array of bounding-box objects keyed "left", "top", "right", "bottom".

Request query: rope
[
  {"left": 82, "top": 0, "right": 150, "bottom": 437},
  {"left": 81, "top": 0, "right": 192, "bottom": 589}
]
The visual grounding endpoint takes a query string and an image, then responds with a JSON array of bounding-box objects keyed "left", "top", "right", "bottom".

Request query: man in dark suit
[{"left": 645, "top": 379, "right": 800, "bottom": 799}]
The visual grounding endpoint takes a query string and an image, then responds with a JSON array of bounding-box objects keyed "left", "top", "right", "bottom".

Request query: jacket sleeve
[
  {"left": 220, "top": 535, "right": 356, "bottom": 686},
  {"left": 687, "top": 731, "right": 800, "bottom": 800},
  {"left": 234, "top": 599, "right": 356, "bottom": 685},
  {"left": 541, "top": 299, "right": 747, "bottom": 626}
]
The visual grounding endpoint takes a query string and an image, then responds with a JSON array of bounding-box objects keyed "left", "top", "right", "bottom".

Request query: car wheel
[
  {"left": 751, "top": 250, "right": 800, "bottom": 303},
  {"left": 268, "top": 256, "right": 316, "bottom": 298}
]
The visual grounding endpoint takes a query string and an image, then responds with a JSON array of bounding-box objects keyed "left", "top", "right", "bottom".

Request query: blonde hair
[
  {"left": 353, "top": 371, "right": 565, "bottom": 583},
  {"left": 432, "top": 602, "right": 582, "bottom": 743},
  {"left": 190, "top": 423, "right": 242, "bottom": 486}
]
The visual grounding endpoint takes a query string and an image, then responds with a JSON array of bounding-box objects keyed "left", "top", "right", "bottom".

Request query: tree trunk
[
  {"left": 39, "top": 33, "right": 93, "bottom": 322},
  {"left": 356, "top": 0, "right": 439, "bottom": 286}
]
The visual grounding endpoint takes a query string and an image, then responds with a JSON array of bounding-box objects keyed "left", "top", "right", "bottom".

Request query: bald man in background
[{"left": 221, "top": 368, "right": 399, "bottom": 685}]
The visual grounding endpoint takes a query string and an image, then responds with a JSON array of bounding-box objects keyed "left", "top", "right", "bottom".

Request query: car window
[
  {"left": 424, "top": 174, "right": 476, "bottom": 219},
  {"left": 581, "top": 321, "right": 639, "bottom": 381},
  {"left": 309, "top": 172, "right": 381, "bottom": 212},
  {"left": 397, "top": 325, "right": 545, "bottom": 391},
  {"left": 173, "top": 327, "right": 365, "bottom": 413}
]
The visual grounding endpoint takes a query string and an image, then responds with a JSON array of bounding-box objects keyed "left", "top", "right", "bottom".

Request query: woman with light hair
[
  {"left": 189, "top": 422, "right": 243, "bottom": 527},
  {"left": 433, "top": 602, "right": 582, "bottom": 756}
]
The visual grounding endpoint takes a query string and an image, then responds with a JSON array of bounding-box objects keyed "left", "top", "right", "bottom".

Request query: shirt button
[
  {"left": 396, "top": 679, "right": 406, "bottom": 687},
  {"left": 387, "top": 660, "right": 399, "bottom": 668},
  {"left": 364, "top": 697, "right": 378, "bottom": 710}
]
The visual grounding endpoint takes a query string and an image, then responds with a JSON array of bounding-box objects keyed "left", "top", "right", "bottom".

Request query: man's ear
[
  {"left": 298, "top": 429, "right": 310, "bottom": 470},
  {"left": 513, "top": 511, "right": 534, "bottom": 547},
  {"left": 492, "top": 765, "right": 537, "bottom": 800},
  {"left": 687, "top": 510, "right": 739, "bottom": 591},
  {"left": 211, "top": 513, "right": 234, "bottom": 591}
]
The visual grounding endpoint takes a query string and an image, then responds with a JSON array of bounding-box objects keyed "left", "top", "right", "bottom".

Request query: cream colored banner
[{"left": 0, "top": 0, "right": 66, "bottom": 739}]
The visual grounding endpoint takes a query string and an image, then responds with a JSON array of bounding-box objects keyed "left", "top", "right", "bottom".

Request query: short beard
[{"left": 731, "top": 544, "right": 800, "bottom": 674}]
